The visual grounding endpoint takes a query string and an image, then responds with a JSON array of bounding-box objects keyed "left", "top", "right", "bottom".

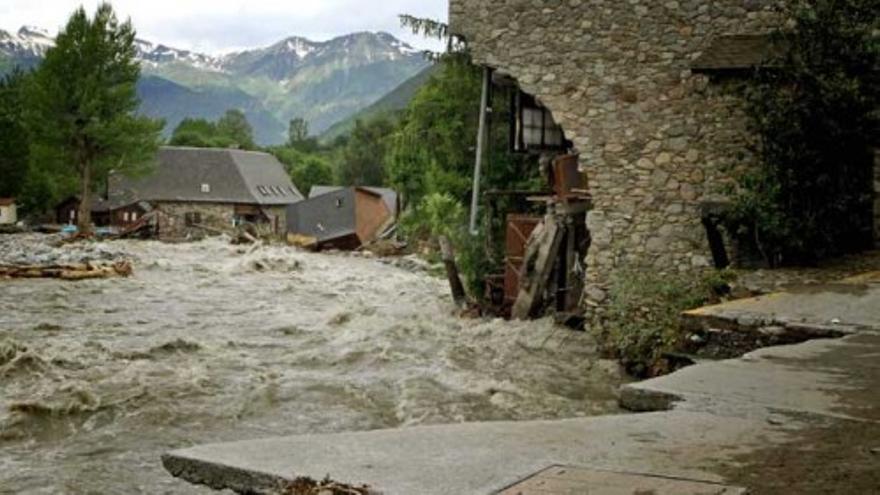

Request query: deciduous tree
[
  {"left": 25, "top": 3, "right": 162, "bottom": 234},
  {"left": 216, "top": 109, "right": 255, "bottom": 150}
]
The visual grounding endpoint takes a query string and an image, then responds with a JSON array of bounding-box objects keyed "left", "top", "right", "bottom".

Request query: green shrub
[
  {"left": 604, "top": 269, "right": 735, "bottom": 377},
  {"left": 400, "top": 193, "right": 497, "bottom": 298}
]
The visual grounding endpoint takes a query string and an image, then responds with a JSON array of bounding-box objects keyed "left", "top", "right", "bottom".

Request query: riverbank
[{"left": 164, "top": 269, "right": 880, "bottom": 494}]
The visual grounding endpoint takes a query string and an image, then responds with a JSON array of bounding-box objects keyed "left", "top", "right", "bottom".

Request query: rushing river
[{"left": 0, "top": 236, "right": 625, "bottom": 494}]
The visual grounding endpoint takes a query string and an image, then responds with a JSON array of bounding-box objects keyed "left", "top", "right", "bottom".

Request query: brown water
[{"left": 0, "top": 237, "right": 625, "bottom": 494}]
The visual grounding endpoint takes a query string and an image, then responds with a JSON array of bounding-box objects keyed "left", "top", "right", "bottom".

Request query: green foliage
[
  {"left": 604, "top": 269, "right": 733, "bottom": 377},
  {"left": 288, "top": 118, "right": 309, "bottom": 145},
  {"left": 400, "top": 193, "right": 494, "bottom": 295},
  {"left": 382, "top": 43, "right": 540, "bottom": 299},
  {"left": 728, "top": 0, "right": 879, "bottom": 265},
  {"left": 270, "top": 146, "right": 334, "bottom": 195},
  {"left": 287, "top": 117, "right": 320, "bottom": 153},
  {"left": 337, "top": 117, "right": 394, "bottom": 186},
  {"left": 0, "top": 69, "right": 30, "bottom": 200},
  {"left": 387, "top": 58, "right": 480, "bottom": 205},
  {"left": 399, "top": 192, "right": 466, "bottom": 240},
  {"left": 170, "top": 118, "right": 229, "bottom": 148},
  {"left": 169, "top": 111, "right": 259, "bottom": 150},
  {"left": 216, "top": 109, "right": 256, "bottom": 150},
  {"left": 24, "top": 3, "right": 162, "bottom": 228},
  {"left": 388, "top": 56, "right": 538, "bottom": 208}
]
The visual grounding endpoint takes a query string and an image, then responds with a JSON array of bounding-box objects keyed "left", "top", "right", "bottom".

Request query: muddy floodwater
[{"left": 0, "top": 236, "right": 625, "bottom": 494}]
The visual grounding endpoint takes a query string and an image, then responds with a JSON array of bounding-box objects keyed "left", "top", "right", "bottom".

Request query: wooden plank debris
[
  {"left": 0, "top": 261, "right": 133, "bottom": 280},
  {"left": 511, "top": 215, "right": 564, "bottom": 319},
  {"left": 439, "top": 235, "right": 468, "bottom": 308}
]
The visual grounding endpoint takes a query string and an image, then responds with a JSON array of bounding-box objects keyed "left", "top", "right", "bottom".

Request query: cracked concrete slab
[
  {"left": 620, "top": 334, "right": 880, "bottom": 422},
  {"left": 683, "top": 274, "right": 880, "bottom": 335}
]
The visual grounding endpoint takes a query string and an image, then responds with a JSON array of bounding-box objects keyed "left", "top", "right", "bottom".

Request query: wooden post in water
[{"left": 439, "top": 235, "right": 468, "bottom": 307}]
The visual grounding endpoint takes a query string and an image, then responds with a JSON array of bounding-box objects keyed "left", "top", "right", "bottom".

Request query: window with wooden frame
[{"left": 511, "top": 91, "right": 569, "bottom": 153}]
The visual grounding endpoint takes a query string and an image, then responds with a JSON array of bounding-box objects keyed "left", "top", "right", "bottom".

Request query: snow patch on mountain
[
  {"left": 2, "top": 26, "right": 423, "bottom": 76},
  {"left": 283, "top": 37, "right": 316, "bottom": 59}
]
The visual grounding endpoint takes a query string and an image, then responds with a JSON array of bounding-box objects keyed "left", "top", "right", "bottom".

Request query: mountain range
[{"left": 0, "top": 26, "right": 431, "bottom": 145}]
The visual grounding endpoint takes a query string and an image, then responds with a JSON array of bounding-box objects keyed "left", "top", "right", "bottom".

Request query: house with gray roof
[
  {"left": 309, "top": 185, "right": 398, "bottom": 217},
  {"left": 287, "top": 186, "right": 396, "bottom": 250},
  {"left": 105, "top": 146, "right": 303, "bottom": 239}
]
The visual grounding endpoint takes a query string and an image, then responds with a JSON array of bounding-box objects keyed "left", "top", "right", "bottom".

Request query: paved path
[{"left": 163, "top": 274, "right": 880, "bottom": 494}]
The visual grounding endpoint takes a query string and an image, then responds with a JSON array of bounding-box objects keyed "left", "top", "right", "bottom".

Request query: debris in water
[
  {"left": 0, "top": 260, "right": 133, "bottom": 280},
  {"left": 279, "top": 475, "right": 375, "bottom": 495},
  {"left": 33, "top": 323, "right": 63, "bottom": 332},
  {"left": 328, "top": 312, "right": 353, "bottom": 326}
]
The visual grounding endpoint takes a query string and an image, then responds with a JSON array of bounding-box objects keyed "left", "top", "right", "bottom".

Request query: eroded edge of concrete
[{"left": 162, "top": 452, "right": 288, "bottom": 495}]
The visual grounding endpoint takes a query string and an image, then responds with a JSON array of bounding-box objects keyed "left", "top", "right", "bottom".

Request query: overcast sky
[{"left": 0, "top": 0, "right": 449, "bottom": 53}]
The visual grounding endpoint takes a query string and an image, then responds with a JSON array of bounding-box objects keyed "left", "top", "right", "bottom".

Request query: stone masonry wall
[
  {"left": 156, "top": 202, "right": 236, "bottom": 240},
  {"left": 155, "top": 202, "right": 289, "bottom": 240},
  {"left": 450, "top": 0, "right": 780, "bottom": 307}
]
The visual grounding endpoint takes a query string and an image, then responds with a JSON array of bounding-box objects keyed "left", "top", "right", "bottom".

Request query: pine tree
[{"left": 24, "top": 3, "right": 162, "bottom": 234}]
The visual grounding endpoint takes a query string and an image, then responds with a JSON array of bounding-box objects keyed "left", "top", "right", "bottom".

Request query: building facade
[
  {"left": 155, "top": 202, "right": 287, "bottom": 240},
  {"left": 287, "top": 187, "right": 394, "bottom": 250},
  {"left": 450, "top": 0, "right": 783, "bottom": 306},
  {"left": 111, "top": 147, "right": 301, "bottom": 240}
]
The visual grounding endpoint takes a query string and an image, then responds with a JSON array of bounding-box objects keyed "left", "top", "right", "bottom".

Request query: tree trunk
[{"left": 77, "top": 161, "right": 93, "bottom": 236}]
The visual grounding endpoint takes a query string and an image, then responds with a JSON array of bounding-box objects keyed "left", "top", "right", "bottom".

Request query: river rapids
[{"left": 0, "top": 235, "right": 625, "bottom": 494}]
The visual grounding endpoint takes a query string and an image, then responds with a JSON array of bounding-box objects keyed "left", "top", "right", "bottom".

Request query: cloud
[{"left": 0, "top": 0, "right": 448, "bottom": 53}]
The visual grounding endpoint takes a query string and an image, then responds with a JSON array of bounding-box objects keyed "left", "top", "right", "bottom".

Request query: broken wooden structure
[
  {"left": 479, "top": 155, "right": 591, "bottom": 320},
  {"left": 0, "top": 260, "right": 134, "bottom": 280},
  {"left": 461, "top": 69, "right": 590, "bottom": 321}
]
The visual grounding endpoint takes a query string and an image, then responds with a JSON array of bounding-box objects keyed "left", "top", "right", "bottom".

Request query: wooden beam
[
  {"left": 439, "top": 236, "right": 468, "bottom": 308},
  {"left": 511, "top": 215, "right": 564, "bottom": 319}
]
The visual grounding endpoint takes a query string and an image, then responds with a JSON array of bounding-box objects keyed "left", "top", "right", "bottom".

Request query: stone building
[
  {"left": 449, "top": 0, "right": 822, "bottom": 307},
  {"left": 109, "top": 147, "right": 303, "bottom": 239}
]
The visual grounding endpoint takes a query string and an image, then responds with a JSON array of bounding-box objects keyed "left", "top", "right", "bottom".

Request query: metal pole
[{"left": 469, "top": 66, "right": 491, "bottom": 236}]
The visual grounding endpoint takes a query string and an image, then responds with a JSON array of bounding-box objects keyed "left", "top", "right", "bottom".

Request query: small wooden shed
[{"left": 0, "top": 198, "right": 17, "bottom": 225}]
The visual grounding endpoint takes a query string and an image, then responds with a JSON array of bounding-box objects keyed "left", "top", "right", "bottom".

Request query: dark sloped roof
[
  {"left": 287, "top": 188, "right": 357, "bottom": 243},
  {"left": 0, "top": 198, "right": 15, "bottom": 206},
  {"left": 310, "top": 185, "right": 398, "bottom": 214},
  {"left": 111, "top": 147, "right": 303, "bottom": 206},
  {"left": 692, "top": 34, "right": 783, "bottom": 72}
]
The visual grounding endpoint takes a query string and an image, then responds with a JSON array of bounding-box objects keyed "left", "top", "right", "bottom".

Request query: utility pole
[{"left": 469, "top": 66, "right": 492, "bottom": 235}]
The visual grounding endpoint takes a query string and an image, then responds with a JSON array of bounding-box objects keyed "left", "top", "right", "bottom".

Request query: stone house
[
  {"left": 107, "top": 147, "right": 303, "bottom": 239},
  {"left": 0, "top": 198, "right": 17, "bottom": 225},
  {"left": 449, "top": 0, "right": 879, "bottom": 309}
]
